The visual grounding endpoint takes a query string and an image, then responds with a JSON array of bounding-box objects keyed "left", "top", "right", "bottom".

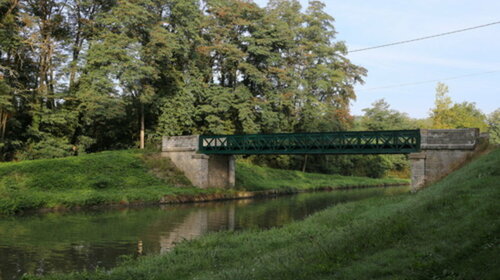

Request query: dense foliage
[
  {"left": 1, "top": 0, "right": 496, "bottom": 178},
  {"left": 0, "top": 0, "right": 366, "bottom": 161}
]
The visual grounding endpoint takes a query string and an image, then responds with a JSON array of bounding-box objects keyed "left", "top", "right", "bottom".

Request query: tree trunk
[
  {"left": 302, "top": 154, "right": 308, "bottom": 172},
  {"left": 69, "top": 1, "right": 82, "bottom": 90},
  {"left": 0, "top": 110, "right": 8, "bottom": 141},
  {"left": 140, "top": 102, "right": 145, "bottom": 149}
]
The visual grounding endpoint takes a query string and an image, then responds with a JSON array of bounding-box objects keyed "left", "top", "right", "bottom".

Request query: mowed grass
[
  {"left": 27, "top": 149, "right": 500, "bottom": 280},
  {"left": 0, "top": 150, "right": 406, "bottom": 215},
  {"left": 236, "top": 161, "right": 408, "bottom": 191},
  {"left": 0, "top": 150, "right": 212, "bottom": 215}
]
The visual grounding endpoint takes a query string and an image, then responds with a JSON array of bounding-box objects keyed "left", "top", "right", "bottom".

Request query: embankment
[{"left": 0, "top": 150, "right": 407, "bottom": 215}]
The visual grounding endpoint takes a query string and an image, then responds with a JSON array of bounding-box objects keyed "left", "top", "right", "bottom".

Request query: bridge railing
[{"left": 199, "top": 130, "right": 421, "bottom": 155}]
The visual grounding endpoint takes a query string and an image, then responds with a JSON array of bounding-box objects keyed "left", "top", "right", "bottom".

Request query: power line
[
  {"left": 357, "top": 69, "right": 500, "bottom": 92},
  {"left": 350, "top": 20, "right": 500, "bottom": 53}
]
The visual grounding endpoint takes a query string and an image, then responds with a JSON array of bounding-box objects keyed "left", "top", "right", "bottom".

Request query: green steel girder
[{"left": 198, "top": 130, "right": 421, "bottom": 155}]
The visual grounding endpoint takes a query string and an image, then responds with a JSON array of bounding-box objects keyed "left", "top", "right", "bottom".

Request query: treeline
[
  {"left": 260, "top": 82, "right": 498, "bottom": 178},
  {"left": 1, "top": 1, "right": 498, "bottom": 179},
  {"left": 0, "top": 0, "right": 366, "bottom": 161},
  {"left": 344, "top": 83, "right": 499, "bottom": 178}
]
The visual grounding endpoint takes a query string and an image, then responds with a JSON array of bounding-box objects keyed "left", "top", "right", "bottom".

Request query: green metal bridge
[{"left": 199, "top": 129, "right": 421, "bottom": 155}]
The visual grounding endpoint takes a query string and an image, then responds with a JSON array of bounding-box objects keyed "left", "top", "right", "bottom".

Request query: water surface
[{"left": 0, "top": 186, "right": 409, "bottom": 279}]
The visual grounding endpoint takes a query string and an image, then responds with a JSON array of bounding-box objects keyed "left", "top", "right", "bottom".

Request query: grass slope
[
  {"left": 0, "top": 150, "right": 211, "bottom": 215},
  {"left": 28, "top": 149, "right": 500, "bottom": 280},
  {"left": 236, "top": 161, "right": 407, "bottom": 191},
  {"left": 0, "top": 151, "right": 404, "bottom": 215}
]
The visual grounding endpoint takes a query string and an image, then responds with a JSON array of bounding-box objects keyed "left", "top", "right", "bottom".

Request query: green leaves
[
  {"left": 2, "top": 0, "right": 367, "bottom": 160},
  {"left": 487, "top": 109, "right": 500, "bottom": 144},
  {"left": 431, "top": 82, "right": 488, "bottom": 131},
  {"left": 360, "top": 99, "right": 415, "bottom": 131},
  {"left": 155, "top": 0, "right": 365, "bottom": 138}
]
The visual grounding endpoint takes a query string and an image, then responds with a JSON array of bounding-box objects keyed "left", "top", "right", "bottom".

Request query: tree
[
  {"left": 430, "top": 82, "right": 454, "bottom": 129},
  {"left": 66, "top": 0, "right": 117, "bottom": 91},
  {"left": 430, "top": 82, "right": 487, "bottom": 131},
  {"left": 1, "top": 0, "right": 367, "bottom": 161},
  {"left": 77, "top": 0, "right": 156, "bottom": 149},
  {"left": 360, "top": 99, "right": 414, "bottom": 131},
  {"left": 447, "top": 102, "right": 488, "bottom": 131},
  {"left": 298, "top": 1, "right": 365, "bottom": 129},
  {"left": 487, "top": 109, "right": 500, "bottom": 144},
  {"left": 353, "top": 99, "right": 419, "bottom": 178}
]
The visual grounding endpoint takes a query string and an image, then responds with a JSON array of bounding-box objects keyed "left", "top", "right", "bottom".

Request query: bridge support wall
[
  {"left": 409, "top": 129, "right": 489, "bottom": 191},
  {"left": 161, "top": 135, "right": 235, "bottom": 189}
]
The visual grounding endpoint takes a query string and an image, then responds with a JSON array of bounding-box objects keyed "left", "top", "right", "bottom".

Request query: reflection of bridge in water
[
  {"left": 0, "top": 188, "right": 410, "bottom": 279},
  {"left": 157, "top": 203, "right": 237, "bottom": 253}
]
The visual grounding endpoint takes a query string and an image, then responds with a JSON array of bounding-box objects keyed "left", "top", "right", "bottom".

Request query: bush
[
  {"left": 16, "top": 137, "right": 74, "bottom": 160},
  {"left": 249, "top": 154, "right": 396, "bottom": 178}
]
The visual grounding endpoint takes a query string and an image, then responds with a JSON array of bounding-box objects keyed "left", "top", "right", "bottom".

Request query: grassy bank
[
  {"left": 0, "top": 150, "right": 406, "bottom": 215},
  {"left": 0, "top": 150, "right": 216, "bottom": 215},
  {"left": 27, "top": 149, "right": 500, "bottom": 280},
  {"left": 236, "top": 162, "right": 407, "bottom": 191}
]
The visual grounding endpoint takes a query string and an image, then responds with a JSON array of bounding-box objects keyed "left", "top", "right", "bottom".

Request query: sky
[{"left": 253, "top": 0, "right": 500, "bottom": 118}]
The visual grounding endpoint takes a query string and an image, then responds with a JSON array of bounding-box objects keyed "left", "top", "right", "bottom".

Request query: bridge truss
[{"left": 199, "top": 130, "right": 421, "bottom": 155}]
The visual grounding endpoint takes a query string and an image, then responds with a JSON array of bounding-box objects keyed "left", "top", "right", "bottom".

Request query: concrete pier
[
  {"left": 409, "top": 128, "right": 489, "bottom": 191},
  {"left": 161, "top": 135, "right": 235, "bottom": 189}
]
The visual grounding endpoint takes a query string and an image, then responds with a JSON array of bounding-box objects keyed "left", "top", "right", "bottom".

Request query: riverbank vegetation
[
  {"left": 1, "top": 0, "right": 366, "bottom": 162},
  {"left": 0, "top": 150, "right": 207, "bottom": 215},
  {"left": 0, "top": 150, "right": 407, "bottom": 215},
  {"left": 2, "top": 1, "right": 498, "bottom": 179},
  {"left": 236, "top": 161, "right": 407, "bottom": 191},
  {"left": 27, "top": 149, "right": 500, "bottom": 280}
]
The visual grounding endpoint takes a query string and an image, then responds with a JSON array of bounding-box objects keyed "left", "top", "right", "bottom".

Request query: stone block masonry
[
  {"left": 161, "top": 135, "right": 235, "bottom": 189},
  {"left": 409, "top": 128, "right": 489, "bottom": 191}
]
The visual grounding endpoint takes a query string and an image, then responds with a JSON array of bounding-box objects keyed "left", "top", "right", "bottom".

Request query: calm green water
[{"left": 0, "top": 186, "right": 409, "bottom": 280}]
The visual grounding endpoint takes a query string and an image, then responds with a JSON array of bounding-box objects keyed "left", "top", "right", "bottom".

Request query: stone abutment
[
  {"left": 161, "top": 135, "right": 235, "bottom": 189},
  {"left": 409, "top": 128, "right": 489, "bottom": 191}
]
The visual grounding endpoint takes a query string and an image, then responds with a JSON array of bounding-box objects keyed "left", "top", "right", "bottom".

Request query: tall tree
[
  {"left": 0, "top": 0, "right": 21, "bottom": 151},
  {"left": 1, "top": 0, "right": 368, "bottom": 161},
  {"left": 66, "top": 0, "right": 116, "bottom": 91},
  {"left": 431, "top": 82, "right": 487, "bottom": 131},
  {"left": 298, "top": 0, "right": 365, "bottom": 131},
  {"left": 77, "top": 0, "right": 156, "bottom": 149},
  {"left": 360, "top": 99, "right": 414, "bottom": 131},
  {"left": 430, "top": 82, "right": 454, "bottom": 129},
  {"left": 487, "top": 109, "right": 500, "bottom": 144}
]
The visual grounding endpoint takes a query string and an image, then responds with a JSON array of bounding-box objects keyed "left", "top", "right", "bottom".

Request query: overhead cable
[
  {"left": 350, "top": 20, "right": 500, "bottom": 53},
  {"left": 357, "top": 69, "right": 500, "bottom": 91}
]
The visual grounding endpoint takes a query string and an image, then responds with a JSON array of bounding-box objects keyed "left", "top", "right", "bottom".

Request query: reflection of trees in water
[
  {"left": 0, "top": 187, "right": 409, "bottom": 279},
  {"left": 0, "top": 207, "right": 194, "bottom": 278},
  {"left": 0, "top": 241, "right": 135, "bottom": 279},
  {"left": 233, "top": 188, "right": 403, "bottom": 229},
  {"left": 0, "top": 201, "right": 249, "bottom": 278}
]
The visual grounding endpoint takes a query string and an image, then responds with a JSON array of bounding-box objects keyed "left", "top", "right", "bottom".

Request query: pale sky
[{"left": 253, "top": 0, "right": 500, "bottom": 118}]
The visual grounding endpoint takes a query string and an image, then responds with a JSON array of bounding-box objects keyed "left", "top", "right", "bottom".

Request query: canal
[{"left": 0, "top": 186, "right": 409, "bottom": 279}]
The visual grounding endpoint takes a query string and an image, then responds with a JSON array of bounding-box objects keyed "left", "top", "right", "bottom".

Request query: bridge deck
[{"left": 199, "top": 130, "right": 421, "bottom": 155}]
